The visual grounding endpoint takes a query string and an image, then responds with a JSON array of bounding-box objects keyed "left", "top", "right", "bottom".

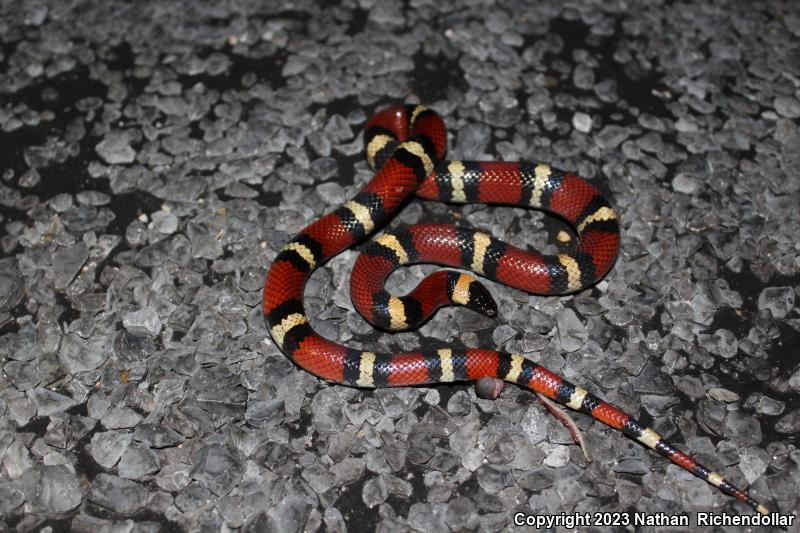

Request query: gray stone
[
  {"left": 774, "top": 95, "right": 800, "bottom": 118},
  {"left": 90, "top": 430, "right": 133, "bottom": 468},
  {"left": 301, "top": 464, "right": 336, "bottom": 494},
  {"left": 19, "top": 464, "right": 82, "bottom": 514},
  {"left": 70, "top": 513, "right": 140, "bottom": 533},
  {"left": 723, "top": 411, "right": 762, "bottom": 445},
  {"left": 29, "top": 387, "right": 77, "bottom": 416},
  {"left": 789, "top": 368, "right": 800, "bottom": 392},
  {"left": 672, "top": 174, "right": 702, "bottom": 195},
  {"left": 316, "top": 181, "right": 345, "bottom": 205},
  {"left": 446, "top": 390, "right": 473, "bottom": 415},
  {"left": 118, "top": 441, "right": 161, "bottom": 480},
  {"left": 2, "top": 438, "right": 34, "bottom": 478},
  {"left": 272, "top": 496, "right": 312, "bottom": 533},
  {"left": 707, "top": 387, "right": 740, "bottom": 403},
  {"left": 492, "top": 324, "right": 517, "bottom": 346},
  {"left": 753, "top": 395, "right": 785, "bottom": 416},
  {"left": 407, "top": 502, "right": 449, "bottom": 532},
  {"left": 476, "top": 464, "right": 514, "bottom": 493},
  {"left": 572, "top": 111, "right": 593, "bottom": 133},
  {"left": 543, "top": 445, "right": 570, "bottom": 468},
  {"left": 89, "top": 474, "right": 148, "bottom": 515},
  {"left": 52, "top": 243, "right": 89, "bottom": 289},
  {"left": 133, "top": 423, "right": 184, "bottom": 448},
  {"left": 738, "top": 447, "right": 769, "bottom": 484},
  {"left": 323, "top": 507, "right": 347, "bottom": 533},
  {"left": 101, "top": 407, "right": 142, "bottom": 430},
  {"left": 775, "top": 409, "right": 800, "bottom": 434},
  {"left": 0, "top": 483, "right": 25, "bottom": 514},
  {"left": 362, "top": 476, "right": 388, "bottom": 508},
  {"left": 123, "top": 306, "right": 162, "bottom": 336},
  {"left": 614, "top": 458, "right": 649, "bottom": 475},
  {"left": 632, "top": 365, "right": 674, "bottom": 396},
  {"left": 155, "top": 463, "right": 192, "bottom": 492},
  {"left": 96, "top": 131, "right": 136, "bottom": 164},
  {"left": 245, "top": 399, "right": 285, "bottom": 428},
  {"left": 757, "top": 286, "right": 795, "bottom": 318},
  {"left": 595, "top": 125, "right": 630, "bottom": 150},
  {"left": 59, "top": 333, "right": 107, "bottom": 373},
  {"left": 557, "top": 308, "right": 587, "bottom": 352},
  {"left": 0, "top": 258, "right": 24, "bottom": 312},
  {"left": 19, "top": 167, "right": 41, "bottom": 188},
  {"left": 151, "top": 210, "right": 179, "bottom": 234},
  {"left": 190, "top": 444, "right": 244, "bottom": 496}
]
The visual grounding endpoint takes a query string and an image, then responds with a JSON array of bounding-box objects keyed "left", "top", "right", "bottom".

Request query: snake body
[{"left": 263, "top": 104, "right": 768, "bottom": 515}]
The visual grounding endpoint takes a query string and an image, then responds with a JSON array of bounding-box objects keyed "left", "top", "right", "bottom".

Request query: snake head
[
  {"left": 467, "top": 279, "right": 498, "bottom": 317},
  {"left": 447, "top": 272, "right": 497, "bottom": 317}
]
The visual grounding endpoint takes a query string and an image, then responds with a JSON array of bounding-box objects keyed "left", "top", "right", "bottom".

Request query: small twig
[
  {"left": 473, "top": 377, "right": 592, "bottom": 462},
  {"left": 535, "top": 392, "right": 592, "bottom": 463}
]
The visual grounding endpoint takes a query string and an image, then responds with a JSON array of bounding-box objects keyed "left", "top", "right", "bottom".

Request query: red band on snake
[{"left": 262, "top": 104, "right": 769, "bottom": 515}]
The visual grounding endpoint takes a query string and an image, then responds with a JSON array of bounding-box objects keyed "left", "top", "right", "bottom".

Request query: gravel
[{"left": 1, "top": 0, "right": 799, "bottom": 530}]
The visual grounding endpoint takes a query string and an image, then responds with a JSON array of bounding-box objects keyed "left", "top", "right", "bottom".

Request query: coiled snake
[{"left": 263, "top": 104, "right": 768, "bottom": 515}]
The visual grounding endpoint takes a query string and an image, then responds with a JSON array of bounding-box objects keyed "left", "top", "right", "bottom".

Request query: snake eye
[{"left": 467, "top": 280, "right": 498, "bottom": 318}]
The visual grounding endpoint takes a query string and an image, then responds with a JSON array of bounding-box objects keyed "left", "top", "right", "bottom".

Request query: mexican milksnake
[{"left": 263, "top": 104, "right": 768, "bottom": 515}]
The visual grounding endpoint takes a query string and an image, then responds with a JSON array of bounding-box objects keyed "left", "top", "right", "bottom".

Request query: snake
[{"left": 262, "top": 104, "right": 769, "bottom": 515}]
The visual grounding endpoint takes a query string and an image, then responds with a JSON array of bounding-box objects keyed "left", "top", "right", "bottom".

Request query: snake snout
[{"left": 465, "top": 279, "right": 498, "bottom": 317}]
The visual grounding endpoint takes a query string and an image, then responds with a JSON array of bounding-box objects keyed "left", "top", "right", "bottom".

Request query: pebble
[
  {"left": 752, "top": 395, "right": 785, "bottom": 416},
  {"left": 118, "top": 441, "right": 161, "bottom": 480},
  {"left": 556, "top": 308, "right": 587, "bottom": 352},
  {"left": 58, "top": 333, "right": 107, "bottom": 372},
  {"left": 757, "top": 286, "right": 795, "bottom": 318},
  {"left": 595, "top": 125, "right": 630, "bottom": 150},
  {"left": 672, "top": 174, "right": 702, "bottom": 195},
  {"left": 89, "top": 431, "right": 133, "bottom": 468},
  {"left": 789, "top": 368, "right": 800, "bottom": 392},
  {"left": 0, "top": 484, "right": 25, "bottom": 515},
  {"left": 190, "top": 444, "right": 244, "bottom": 496},
  {"left": 89, "top": 474, "right": 148, "bottom": 515},
  {"left": 491, "top": 324, "right": 517, "bottom": 346},
  {"left": 155, "top": 463, "right": 192, "bottom": 492},
  {"left": 52, "top": 243, "right": 89, "bottom": 289},
  {"left": 408, "top": 502, "right": 449, "bottom": 533},
  {"left": 19, "top": 464, "right": 82, "bottom": 514},
  {"left": 29, "top": 387, "right": 77, "bottom": 416},
  {"left": 122, "top": 307, "right": 162, "bottom": 336},
  {"left": 316, "top": 181, "right": 346, "bottom": 205},
  {"left": 302, "top": 464, "right": 336, "bottom": 494},
  {"left": 543, "top": 445, "right": 571, "bottom": 468},
  {"left": 775, "top": 409, "right": 800, "bottom": 434},
  {"left": 476, "top": 464, "right": 514, "bottom": 493},
  {"left": 774, "top": 95, "right": 800, "bottom": 118},
  {"left": 572, "top": 112, "right": 593, "bottom": 133},
  {"left": 722, "top": 411, "right": 762, "bottom": 446},
  {"left": 362, "top": 476, "right": 388, "bottom": 508},
  {"left": 18, "top": 168, "right": 40, "bottom": 188},
  {"left": 101, "top": 407, "right": 142, "bottom": 430},
  {"left": 738, "top": 447, "right": 770, "bottom": 484},
  {"left": 707, "top": 387, "right": 739, "bottom": 403},
  {"left": 96, "top": 131, "right": 136, "bottom": 164},
  {"left": 151, "top": 210, "right": 179, "bottom": 234}
]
